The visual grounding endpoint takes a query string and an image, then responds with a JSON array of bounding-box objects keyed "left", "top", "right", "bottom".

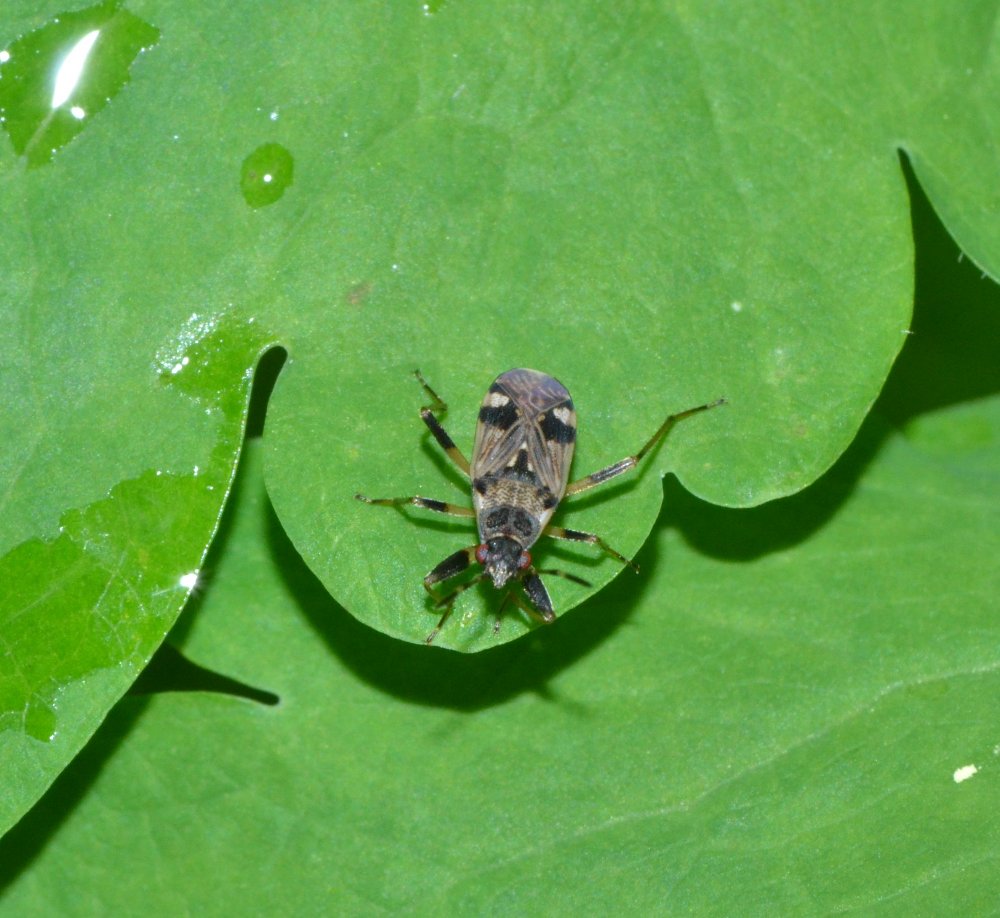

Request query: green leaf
[
  {"left": 260, "top": 2, "right": 1000, "bottom": 649},
  {"left": 2, "top": 236, "right": 998, "bottom": 907},
  {"left": 2, "top": 0, "right": 1000, "bottom": 835},
  {"left": 0, "top": 310, "right": 271, "bottom": 831}
]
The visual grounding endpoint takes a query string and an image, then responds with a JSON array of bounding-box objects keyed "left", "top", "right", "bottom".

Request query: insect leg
[
  {"left": 424, "top": 545, "right": 479, "bottom": 588},
  {"left": 533, "top": 568, "right": 591, "bottom": 588},
  {"left": 543, "top": 525, "right": 639, "bottom": 573},
  {"left": 413, "top": 370, "right": 472, "bottom": 477},
  {"left": 496, "top": 567, "right": 592, "bottom": 635},
  {"left": 564, "top": 398, "right": 726, "bottom": 497},
  {"left": 422, "top": 548, "right": 485, "bottom": 643},
  {"left": 354, "top": 494, "right": 474, "bottom": 518},
  {"left": 425, "top": 577, "right": 487, "bottom": 644},
  {"left": 520, "top": 570, "right": 557, "bottom": 624},
  {"left": 413, "top": 369, "right": 448, "bottom": 413},
  {"left": 493, "top": 589, "right": 557, "bottom": 635},
  {"left": 492, "top": 591, "right": 518, "bottom": 635}
]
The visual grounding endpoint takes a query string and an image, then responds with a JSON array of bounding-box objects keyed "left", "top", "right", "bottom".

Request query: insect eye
[
  {"left": 475, "top": 544, "right": 489, "bottom": 565},
  {"left": 518, "top": 550, "right": 531, "bottom": 569}
]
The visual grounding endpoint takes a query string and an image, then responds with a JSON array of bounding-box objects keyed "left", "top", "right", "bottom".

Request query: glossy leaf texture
[{"left": 1, "top": 0, "right": 999, "bottom": 837}]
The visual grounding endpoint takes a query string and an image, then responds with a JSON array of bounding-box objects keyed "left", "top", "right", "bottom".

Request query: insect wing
[{"left": 472, "top": 368, "right": 576, "bottom": 502}]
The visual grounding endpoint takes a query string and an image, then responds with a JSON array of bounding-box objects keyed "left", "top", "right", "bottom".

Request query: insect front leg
[
  {"left": 564, "top": 398, "right": 726, "bottom": 498},
  {"left": 493, "top": 590, "right": 540, "bottom": 635},
  {"left": 543, "top": 525, "right": 639, "bottom": 573},
  {"left": 496, "top": 567, "right": 592, "bottom": 635},
  {"left": 413, "top": 369, "right": 472, "bottom": 477},
  {"left": 424, "top": 545, "right": 479, "bottom": 589},
  {"left": 422, "top": 545, "right": 482, "bottom": 643},
  {"left": 520, "top": 570, "right": 557, "bottom": 625}
]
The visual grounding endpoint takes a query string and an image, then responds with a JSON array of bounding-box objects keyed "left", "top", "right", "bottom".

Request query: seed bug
[{"left": 356, "top": 368, "right": 724, "bottom": 644}]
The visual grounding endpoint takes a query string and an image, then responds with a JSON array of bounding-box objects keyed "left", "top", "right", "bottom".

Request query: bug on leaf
[{"left": 356, "top": 368, "right": 724, "bottom": 644}]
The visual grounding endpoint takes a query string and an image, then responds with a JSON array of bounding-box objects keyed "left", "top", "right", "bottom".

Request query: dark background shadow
[
  {"left": 672, "top": 153, "right": 1000, "bottom": 564},
  {"left": 0, "top": 698, "right": 150, "bottom": 894}
]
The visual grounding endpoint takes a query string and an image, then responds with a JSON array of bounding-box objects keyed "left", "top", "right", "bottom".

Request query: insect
[{"left": 356, "top": 368, "right": 724, "bottom": 644}]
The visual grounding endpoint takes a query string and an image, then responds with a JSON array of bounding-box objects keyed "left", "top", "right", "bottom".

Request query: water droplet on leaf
[
  {"left": 0, "top": 1, "right": 159, "bottom": 167},
  {"left": 240, "top": 142, "right": 294, "bottom": 208}
]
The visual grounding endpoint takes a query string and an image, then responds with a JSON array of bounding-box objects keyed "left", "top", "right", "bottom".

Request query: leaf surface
[{"left": 2, "top": 0, "right": 999, "bottom": 834}]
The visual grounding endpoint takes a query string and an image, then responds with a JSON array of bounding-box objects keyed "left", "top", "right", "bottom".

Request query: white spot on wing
[
  {"left": 506, "top": 444, "right": 534, "bottom": 472},
  {"left": 487, "top": 392, "right": 510, "bottom": 407},
  {"left": 553, "top": 406, "right": 573, "bottom": 424}
]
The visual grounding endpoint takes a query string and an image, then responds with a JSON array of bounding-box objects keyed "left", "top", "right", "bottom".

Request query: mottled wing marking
[{"left": 472, "top": 368, "right": 576, "bottom": 502}]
